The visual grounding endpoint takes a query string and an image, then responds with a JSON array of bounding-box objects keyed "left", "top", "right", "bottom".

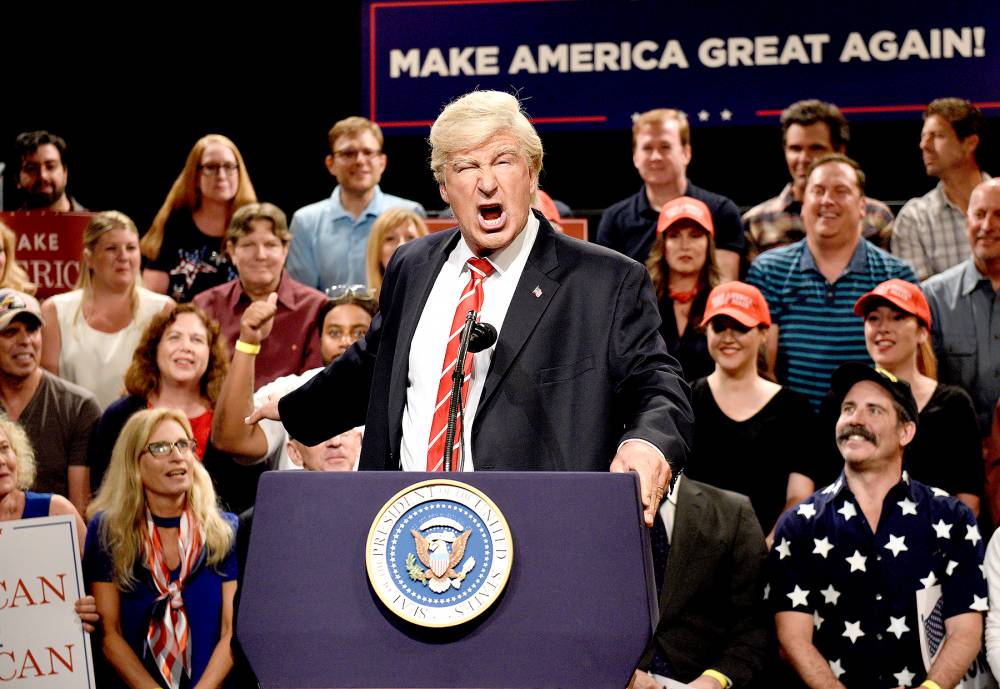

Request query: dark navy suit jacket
[{"left": 279, "top": 212, "right": 694, "bottom": 473}]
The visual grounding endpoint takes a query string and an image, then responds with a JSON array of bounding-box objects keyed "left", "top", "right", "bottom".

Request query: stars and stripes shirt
[
  {"left": 746, "top": 239, "right": 917, "bottom": 410},
  {"left": 767, "top": 472, "right": 986, "bottom": 689}
]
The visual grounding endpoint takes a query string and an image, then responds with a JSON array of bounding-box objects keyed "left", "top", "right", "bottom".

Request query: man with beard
[
  {"left": 768, "top": 363, "right": 985, "bottom": 689},
  {"left": 13, "top": 131, "right": 85, "bottom": 211}
]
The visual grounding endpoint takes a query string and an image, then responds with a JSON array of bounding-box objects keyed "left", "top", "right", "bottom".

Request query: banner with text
[
  {"left": 0, "top": 515, "right": 94, "bottom": 689},
  {"left": 362, "top": 0, "right": 999, "bottom": 132},
  {"left": 0, "top": 213, "right": 89, "bottom": 300}
]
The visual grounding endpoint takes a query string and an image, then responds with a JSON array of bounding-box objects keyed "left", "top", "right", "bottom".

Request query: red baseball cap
[
  {"left": 853, "top": 279, "right": 931, "bottom": 328},
  {"left": 656, "top": 196, "right": 714, "bottom": 236},
  {"left": 702, "top": 282, "right": 772, "bottom": 328}
]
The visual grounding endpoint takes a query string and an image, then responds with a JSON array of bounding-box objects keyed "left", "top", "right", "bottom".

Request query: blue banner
[{"left": 362, "top": 0, "right": 999, "bottom": 132}]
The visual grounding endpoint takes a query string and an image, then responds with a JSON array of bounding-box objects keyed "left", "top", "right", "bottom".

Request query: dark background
[{"left": 3, "top": 6, "right": 996, "bottom": 231}]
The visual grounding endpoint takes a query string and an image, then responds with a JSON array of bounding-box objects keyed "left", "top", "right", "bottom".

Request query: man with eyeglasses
[
  {"left": 211, "top": 283, "right": 377, "bottom": 472},
  {"left": 13, "top": 130, "right": 85, "bottom": 211},
  {"left": 286, "top": 117, "right": 425, "bottom": 290}
]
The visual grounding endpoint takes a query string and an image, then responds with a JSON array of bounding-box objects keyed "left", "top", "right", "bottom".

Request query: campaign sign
[
  {"left": 366, "top": 478, "right": 514, "bottom": 628},
  {"left": 0, "top": 515, "right": 95, "bottom": 689},
  {"left": 363, "top": 0, "right": 999, "bottom": 131},
  {"left": 0, "top": 212, "right": 90, "bottom": 300}
]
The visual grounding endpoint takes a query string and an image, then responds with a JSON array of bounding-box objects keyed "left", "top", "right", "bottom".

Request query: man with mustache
[{"left": 767, "top": 363, "right": 985, "bottom": 689}]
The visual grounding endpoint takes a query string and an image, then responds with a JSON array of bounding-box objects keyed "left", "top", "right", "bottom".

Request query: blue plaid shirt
[{"left": 767, "top": 472, "right": 986, "bottom": 688}]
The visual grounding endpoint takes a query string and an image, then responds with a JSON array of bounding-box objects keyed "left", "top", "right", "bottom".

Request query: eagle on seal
[{"left": 412, "top": 529, "right": 474, "bottom": 593}]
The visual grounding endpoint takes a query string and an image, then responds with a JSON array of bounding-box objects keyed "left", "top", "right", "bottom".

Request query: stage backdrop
[{"left": 363, "top": 0, "right": 998, "bottom": 132}]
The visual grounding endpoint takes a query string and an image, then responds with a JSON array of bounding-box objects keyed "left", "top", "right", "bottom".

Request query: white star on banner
[
  {"left": 897, "top": 498, "right": 917, "bottom": 515},
  {"left": 886, "top": 616, "right": 910, "bottom": 639},
  {"left": 837, "top": 501, "right": 857, "bottom": 521},
  {"left": 846, "top": 550, "right": 867, "bottom": 573},
  {"left": 829, "top": 659, "right": 845, "bottom": 679},
  {"left": 720, "top": 109, "right": 733, "bottom": 121},
  {"left": 813, "top": 537, "right": 834, "bottom": 558},
  {"left": 966, "top": 524, "right": 982, "bottom": 545},
  {"left": 971, "top": 595, "right": 989, "bottom": 611},
  {"left": 698, "top": 110, "right": 710, "bottom": 122},
  {"left": 884, "top": 534, "right": 908, "bottom": 557},
  {"left": 775, "top": 538, "right": 791, "bottom": 559},
  {"left": 797, "top": 502, "right": 817, "bottom": 519},
  {"left": 787, "top": 585, "right": 810, "bottom": 608},
  {"left": 842, "top": 620, "right": 864, "bottom": 644},
  {"left": 920, "top": 570, "right": 938, "bottom": 588},
  {"left": 932, "top": 519, "right": 953, "bottom": 539},
  {"left": 820, "top": 584, "right": 841, "bottom": 605},
  {"left": 813, "top": 610, "right": 824, "bottom": 630},
  {"left": 894, "top": 668, "right": 916, "bottom": 686}
]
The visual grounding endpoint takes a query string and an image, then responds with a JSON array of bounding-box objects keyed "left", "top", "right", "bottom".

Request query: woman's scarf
[{"left": 143, "top": 508, "right": 205, "bottom": 689}]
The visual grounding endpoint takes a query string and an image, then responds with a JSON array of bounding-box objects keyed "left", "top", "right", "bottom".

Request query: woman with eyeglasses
[
  {"left": 85, "top": 408, "right": 238, "bottom": 689},
  {"left": 41, "top": 211, "right": 174, "bottom": 409},
  {"left": 849, "top": 279, "right": 982, "bottom": 514},
  {"left": 141, "top": 135, "right": 257, "bottom": 303},
  {"left": 683, "top": 282, "right": 821, "bottom": 546},
  {"left": 645, "top": 196, "right": 721, "bottom": 382},
  {"left": 365, "top": 208, "right": 428, "bottom": 297},
  {"left": 88, "top": 305, "right": 257, "bottom": 513}
]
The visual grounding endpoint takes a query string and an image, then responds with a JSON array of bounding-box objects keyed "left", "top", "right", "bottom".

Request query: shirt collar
[
  {"left": 232, "top": 271, "right": 295, "bottom": 309},
  {"left": 776, "top": 183, "right": 798, "bottom": 210},
  {"left": 329, "top": 184, "right": 384, "bottom": 221},
  {"left": 453, "top": 211, "right": 540, "bottom": 277},
  {"left": 799, "top": 237, "right": 869, "bottom": 275},
  {"left": 821, "top": 468, "right": 911, "bottom": 502},
  {"left": 959, "top": 259, "right": 993, "bottom": 296},
  {"left": 664, "top": 474, "right": 681, "bottom": 506}
]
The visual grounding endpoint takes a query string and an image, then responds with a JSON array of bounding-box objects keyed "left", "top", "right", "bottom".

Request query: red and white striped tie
[{"left": 426, "top": 257, "right": 495, "bottom": 471}]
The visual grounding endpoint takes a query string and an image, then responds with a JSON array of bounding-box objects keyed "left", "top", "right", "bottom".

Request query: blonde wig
[
  {"left": 0, "top": 413, "right": 37, "bottom": 490},
  {"left": 0, "top": 221, "right": 37, "bottom": 295},
  {"left": 141, "top": 134, "right": 257, "bottom": 261},
  {"left": 365, "top": 208, "right": 428, "bottom": 295},
  {"left": 87, "top": 408, "right": 233, "bottom": 589},
  {"left": 429, "top": 91, "right": 543, "bottom": 184}
]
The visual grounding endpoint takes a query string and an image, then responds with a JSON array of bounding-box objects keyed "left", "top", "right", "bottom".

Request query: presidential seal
[{"left": 365, "top": 479, "right": 513, "bottom": 628}]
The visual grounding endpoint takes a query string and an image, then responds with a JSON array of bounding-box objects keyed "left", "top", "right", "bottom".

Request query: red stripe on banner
[
  {"left": 378, "top": 115, "right": 608, "bottom": 128},
  {"left": 756, "top": 101, "right": 1000, "bottom": 117}
]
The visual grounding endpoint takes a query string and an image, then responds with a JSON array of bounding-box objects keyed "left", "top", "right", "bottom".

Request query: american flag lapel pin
[{"left": 532, "top": 286, "right": 543, "bottom": 298}]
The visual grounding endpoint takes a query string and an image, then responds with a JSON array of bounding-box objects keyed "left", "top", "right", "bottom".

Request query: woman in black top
[
  {"left": 853, "top": 279, "right": 982, "bottom": 515},
  {"left": 644, "top": 196, "right": 720, "bottom": 382},
  {"left": 684, "top": 282, "right": 821, "bottom": 543}
]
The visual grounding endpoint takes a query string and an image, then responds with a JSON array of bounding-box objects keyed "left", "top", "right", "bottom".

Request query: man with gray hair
[{"left": 251, "top": 90, "right": 694, "bottom": 527}]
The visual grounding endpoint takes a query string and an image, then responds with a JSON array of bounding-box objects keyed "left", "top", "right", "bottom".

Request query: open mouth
[{"left": 478, "top": 204, "right": 506, "bottom": 229}]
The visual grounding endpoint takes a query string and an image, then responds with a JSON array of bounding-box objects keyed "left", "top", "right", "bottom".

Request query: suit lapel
[
  {"left": 660, "top": 478, "right": 705, "bottom": 611},
  {"left": 387, "top": 231, "right": 460, "bottom": 453},
  {"left": 478, "top": 216, "right": 561, "bottom": 412}
]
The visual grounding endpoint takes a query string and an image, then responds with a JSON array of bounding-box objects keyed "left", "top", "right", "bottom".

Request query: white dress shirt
[{"left": 400, "top": 213, "right": 540, "bottom": 471}]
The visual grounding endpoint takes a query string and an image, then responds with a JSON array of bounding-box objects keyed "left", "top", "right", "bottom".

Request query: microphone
[
  {"left": 443, "top": 312, "right": 497, "bottom": 471},
  {"left": 468, "top": 322, "right": 498, "bottom": 353}
]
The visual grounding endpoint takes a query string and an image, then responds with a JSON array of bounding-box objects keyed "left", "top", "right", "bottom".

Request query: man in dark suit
[
  {"left": 634, "top": 477, "right": 769, "bottom": 689},
  {"left": 249, "top": 90, "right": 693, "bottom": 526}
]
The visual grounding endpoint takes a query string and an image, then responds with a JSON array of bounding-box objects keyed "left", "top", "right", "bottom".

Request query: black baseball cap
[{"left": 830, "top": 362, "right": 919, "bottom": 425}]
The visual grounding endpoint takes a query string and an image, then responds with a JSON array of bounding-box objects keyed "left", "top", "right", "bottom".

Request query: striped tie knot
[{"left": 467, "top": 257, "right": 495, "bottom": 279}]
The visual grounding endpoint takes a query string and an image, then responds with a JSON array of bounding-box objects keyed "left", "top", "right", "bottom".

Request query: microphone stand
[{"left": 443, "top": 310, "right": 478, "bottom": 472}]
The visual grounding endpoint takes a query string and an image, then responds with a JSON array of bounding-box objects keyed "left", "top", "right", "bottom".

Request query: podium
[{"left": 238, "top": 471, "right": 659, "bottom": 689}]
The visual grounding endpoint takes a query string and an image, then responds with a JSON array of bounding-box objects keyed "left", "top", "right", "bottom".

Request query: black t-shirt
[
  {"left": 146, "top": 210, "right": 236, "bottom": 302},
  {"left": 658, "top": 289, "right": 713, "bottom": 383},
  {"left": 595, "top": 181, "right": 745, "bottom": 262},
  {"left": 685, "top": 378, "right": 822, "bottom": 533}
]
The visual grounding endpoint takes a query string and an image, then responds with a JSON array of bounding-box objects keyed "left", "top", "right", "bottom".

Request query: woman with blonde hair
[
  {"left": 851, "top": 278, "right": 982, "bottom": 514},
  {"left": 85, "top": 407, "right": 237, "bottom": 689},
  {"left": 365, "top": 208, "right": 428, "bottom": 296},
  {"left": 645, "top": 196, "right": 721, "bottom": 382},
  {"left": 41, "top": 211, "right": 174, "bottom": 408},
  {"left": 142, "top": 135, "right": 256, "bottom": 303},
  {"left": 0, "top": 220, "right": 37, "bottom": 294}
]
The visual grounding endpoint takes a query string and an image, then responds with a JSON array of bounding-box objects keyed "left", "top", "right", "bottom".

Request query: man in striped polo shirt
[{"left": 747, "top": 154, "right": 917, "bottom": 409}]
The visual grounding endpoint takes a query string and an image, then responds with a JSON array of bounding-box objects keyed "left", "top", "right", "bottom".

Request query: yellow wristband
[
  {"left": 235, "top": 340, "right": 261, "bottom": 355},
  {"left": 921, "top": 681, "right": 942, "bottom": 689},
  {"left": 701, "top": 669, "right": 732, "bottom": 688}
]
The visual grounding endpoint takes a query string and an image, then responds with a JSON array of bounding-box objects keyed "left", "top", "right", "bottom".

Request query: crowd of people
[{"left": 1, "top": 93, "right": 997, "bottom": 689}]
